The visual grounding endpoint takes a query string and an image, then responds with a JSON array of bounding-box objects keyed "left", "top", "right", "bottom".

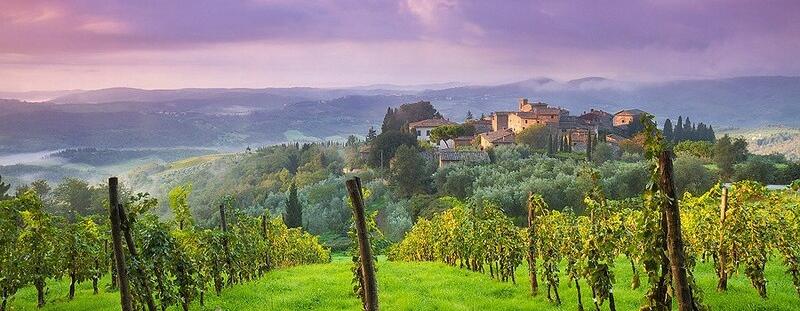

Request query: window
[
  {"left": 426, "top": 130, "right": 430, "bottom": 136},
  {"left": 416, "top": 130, "right": 421, "bottom": 136}
]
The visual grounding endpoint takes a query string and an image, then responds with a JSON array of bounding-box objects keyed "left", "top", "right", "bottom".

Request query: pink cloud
[{"left": 0, "top": 0, "right": 798, "bottom": 90}]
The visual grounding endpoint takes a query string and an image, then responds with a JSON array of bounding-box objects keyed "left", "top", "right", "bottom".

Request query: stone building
[
  {"left": 613, "top": 109, "right": 647, "bottom": 127},
  {"left": 478, "top": 129, "right": 515, "bottom": 149},
  {"left": 408, "top": 118, "right": 456, "bottom": 148},
  {"left": 579, "top": 109, "right": 614, "bottom": 131}
]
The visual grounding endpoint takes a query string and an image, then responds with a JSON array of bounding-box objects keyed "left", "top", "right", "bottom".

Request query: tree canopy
[
  {"left": 390, "top": 145, "right": 429, "bottom": 198},
  {"left": 380, "top": 101, "right": 441, "bottom": 132},
  {"left": 429, "top": 124, "right": 475, "bottom": 148},
  {"left": 515, "top": 125, "right": 550, "bottom": 149}
]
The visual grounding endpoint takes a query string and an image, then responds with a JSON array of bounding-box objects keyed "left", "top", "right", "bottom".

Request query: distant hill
[
  {"left": 49, "top": 87, "right": 418, "bottom": 104},
  {"left": 422, "top": 76, "right": 800, "bottom": 127},
  {"left": 719, "top": 127, "right": 800, "bottom": 161},
  {"left": 1, "top": 76, "right": 799, "bottom": 154},
  {"left": 0, "top": 90, "right": 83, "bottom": 102}
]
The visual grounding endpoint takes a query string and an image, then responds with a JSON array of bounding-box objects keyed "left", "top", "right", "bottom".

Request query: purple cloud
[{"left": 0, "top": 0, "right": 798, "bottom": 90}]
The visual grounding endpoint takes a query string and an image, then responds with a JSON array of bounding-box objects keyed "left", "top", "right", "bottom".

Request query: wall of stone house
[
  {"left": 492, "top": 113, "right": 509, "bottom": 131},
  {"left": 613, "top": 115, "right": 634, "bottom": 126}
]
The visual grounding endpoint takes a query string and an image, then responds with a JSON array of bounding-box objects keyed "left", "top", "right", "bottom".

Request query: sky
[{"left": 1, "top": 0, "right": 799, "bottom": 91}]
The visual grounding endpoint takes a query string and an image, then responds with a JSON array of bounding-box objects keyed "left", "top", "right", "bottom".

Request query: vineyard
[
  {"left": 389, "top": 129, "right": 800, "bottom": 311},
  {"left": 0, "top": 180, "right": 330, "bottom": 311},
  {"left": 2, "top": 119, "right": 800, "bottom": 311}
]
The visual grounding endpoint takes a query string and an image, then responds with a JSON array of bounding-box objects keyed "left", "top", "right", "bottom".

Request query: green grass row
[{"left": 8, "top": 256, "right": 798, "bottom": 310}]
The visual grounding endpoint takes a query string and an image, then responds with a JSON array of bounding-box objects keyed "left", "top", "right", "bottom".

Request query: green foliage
[
  {"left": 0, "top": 175, "right": 10, "bottom": 201},
  {"left": 674, "top": 140, "right": 714, "bottom": 159},
  {"left": 380, "top": 101, "right": 440, "bottom": 132},
  {"left": 15, "top": 191, "right": 60, "bottom": 308},
  {"left": 285, "top": 182, "right": 302, "bottom": 228},
  {"left": 367, "top": 131, "right": 418, "bottom": 169},
  {"left": 389, "top": 198, "right": 525, "bottom": 283},
  {"left": 0, "top": 191, "right": 26, "bottom": 307},
  {"left": 673, "top": 156, "right": 716, "bottom": 195},
  {"left": 714, "top": 135, "right": 749, "bottom": 181},
  {"left": 733, "top": 155, "right": 800, "bottom": 185},
  {"left": 515, "top": 125, "right": 550, "bottom": 149},
  {"left": 619, "top": 133, "right": 646, "bottom": 155},
  {"left": 581, "top": 170, "right": 618, "bottom": 309},
  {"left": 389, "top": 145, "right": 429, "bottom": 198},
  {"left": 168, "top": 184, "right": 193, "bottom": 230},
  {"left": 61, "top": 217, "right": 104, "bottom": 299},
  {"left": 592, "top": 142, "right": 618, "bottom": 165},
  {"left": 429, "top": 124, "right": 475, "bottom": 147},
  {"left": 53, "top": 178, "right": 96, "bottom": 218},
  {"left": 663, "top": 117, "right": 715, "bottom": 143},
  {"left": 682, "top": 181, "right": 800, "bottom": 299}
]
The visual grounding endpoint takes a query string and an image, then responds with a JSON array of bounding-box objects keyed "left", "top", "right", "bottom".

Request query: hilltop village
[{"left": 392, "top": 99, "right": 647, "bottom": 167}]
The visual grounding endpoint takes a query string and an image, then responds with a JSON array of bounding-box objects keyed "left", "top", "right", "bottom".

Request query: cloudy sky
[{"left": 1, "top": 0, "right": 799, "bottom": 91}]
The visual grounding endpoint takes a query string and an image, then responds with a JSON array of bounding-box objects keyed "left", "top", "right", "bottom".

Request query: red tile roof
[
  {"left": 480, "top": 129, "right": 515, "bottom": 143},
  {"left": 408, "top": 118, "right": 456, "bottom": 129}
]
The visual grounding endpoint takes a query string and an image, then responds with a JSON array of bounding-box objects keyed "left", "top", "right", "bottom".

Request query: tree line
[{"left": 663, "top": 116, "right": 716, "bottom": 143}]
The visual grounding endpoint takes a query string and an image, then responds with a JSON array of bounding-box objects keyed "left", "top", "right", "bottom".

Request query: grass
[
  {"left": 168, "top": 154, "right": 230, "bottom": 170},
  {"left": 7, "top": 256, "right": 798, "bottom": 310}
]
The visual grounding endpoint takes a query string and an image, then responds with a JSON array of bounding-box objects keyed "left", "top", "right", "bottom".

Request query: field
[{"left": 8, "top": 256, "right": 797, "bottom": 311}]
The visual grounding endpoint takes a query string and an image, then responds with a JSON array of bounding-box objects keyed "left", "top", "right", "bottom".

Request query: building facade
[
  {"left": 613, "top": 109, "right": 647, "bottom": 127},
  {"left": 408, "top": 118, "right": 456, "bottom": 143}
]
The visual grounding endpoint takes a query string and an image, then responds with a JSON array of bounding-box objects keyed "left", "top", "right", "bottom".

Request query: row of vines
[
  {"left": 389, "top": 179, "right": 800, "bottom": 310},
  {"left": 390, "top": 117, "right": 800, "bottom": 310},
  {"left": 0, "top": 186, "right": 330, "bottom": 310}
]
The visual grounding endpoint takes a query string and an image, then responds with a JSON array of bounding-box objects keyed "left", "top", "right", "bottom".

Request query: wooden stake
[
  {"left": 658, "top": 151, "right": 697, "bottom": 311},
  {"left": 346, "top": 177, "right": 379, "bottom": 311},
  {"left": 526, "top": 193, "right": 539, "bottom": 296},
  {"left": 220, "top": 204, "right": 236, "bottom": 285},
  {"left": 118, "top": 197, "right": 157, "bottom": 311},
  {"left": 261, "top": 214, "right": 272, "bottom": 272},
  {"left": 108, "top": 177, "right": 133, "bottom": 311},
  {"left": 717, "top": 186, "right": 729, "bottom": 291}
]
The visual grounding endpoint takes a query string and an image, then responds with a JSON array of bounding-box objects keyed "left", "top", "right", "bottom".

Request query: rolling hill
[{"left": 1, "top": 76, "right": 799, "bottom": 155}]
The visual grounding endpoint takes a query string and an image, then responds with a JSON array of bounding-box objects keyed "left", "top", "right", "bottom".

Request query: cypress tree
[
  {"left": 708, "top": 125, "right": 716, "bottom": 142},
  {"left": 586, "top": 133, "right": 593, "bottom": 162},
  {"left": 381, "top": 107, "right": 396, "bottom": 133},
  {"left": 366, "top": 127, "right": 377, "bottom": 142},
  {"left": 285, "top": 182, "right": 302, "bottom": 228},
  {"left": 675, "top": 116, "right": 683, "bottom": 142},
  {"left": 0, "top": 174, "right": 10, "bottom": 200},
  {"left": 683, "top": 117, "right": 692, "bottom": 140},
  {"left": 663, "top": 119, "right": 674, "bottom": 142}
]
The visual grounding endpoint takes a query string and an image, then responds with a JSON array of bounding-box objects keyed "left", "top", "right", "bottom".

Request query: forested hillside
[{"left": 720, "top": 127, "right": 800, "bottom": 161}]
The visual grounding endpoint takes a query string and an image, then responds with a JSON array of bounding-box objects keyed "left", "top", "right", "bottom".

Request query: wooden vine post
[
  {"left": 657, "top": 151, "right": 697, "bottom": 311},
  {"left": 586, "top": 133, "right": 593, "bottom": 162},
  {"left": 118, "top": 190, "right": 157, "bottom": 311},
  {"left": 108, "top": 177, "right": 133, "bottom": 311},
  {"left": 219, "top": 204, "right": 236, "bottom": 285},
  {"left": 717, "top": 186, "right": 729, "bottom": 291},
  {"left": 261, "top": 214, "right": 272, "bottom": 272},
  {"left": 526, "top": 193, "right": 539, "bottom": 296},
  {"left": 345, "top": 177, "right": 379, "bottom": 311}
]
